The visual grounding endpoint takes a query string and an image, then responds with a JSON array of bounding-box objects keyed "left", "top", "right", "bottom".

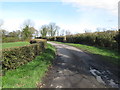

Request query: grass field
[
  {"left": 2, "top": 43, "right": 56, "bottom": 88},
  {"left": 2, "top": 42, "right": 30, "bottom": 49},
  {"left": 51, "top": 41, "right": 120, "bottom": 65}
]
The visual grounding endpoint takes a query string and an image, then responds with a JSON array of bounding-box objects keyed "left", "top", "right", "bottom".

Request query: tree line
[
  {"left": 0, "top": 19, "right": 72, "bottom": 42},
  {"left": 0, "top": 19, "right": 120, "bottom": 52}
]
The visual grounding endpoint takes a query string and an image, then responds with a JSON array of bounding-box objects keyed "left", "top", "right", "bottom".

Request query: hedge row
[
  {"left": 55, "top": 36, "right": 65, "bottom": 42},
  {"left": 2, "top": 37, "right": 22, "bottom": 43},
  {"left": 47, "top": 37, "right": 55, "bottom": 41},
  {"left": 2, "top": 40, "right": 46, "bottom": 71},
  {"left": 30, "top": 39, "right": 47, "bottom": 48},
  {"left": 47, "top": 31, "right": 118, "bottom": 50}
]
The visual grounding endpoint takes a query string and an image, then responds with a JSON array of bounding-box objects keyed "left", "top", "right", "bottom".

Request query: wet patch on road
[
  {"left": 40, "top": 42, "right": 120, "bottom": 88},
  {"left": 90, "top": 67, "right": 119, "bottom": 88}
]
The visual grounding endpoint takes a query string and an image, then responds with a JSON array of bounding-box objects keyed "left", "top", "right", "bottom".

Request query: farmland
[{"left": 2, "top": 42, "right": 30, "bottom": 49}]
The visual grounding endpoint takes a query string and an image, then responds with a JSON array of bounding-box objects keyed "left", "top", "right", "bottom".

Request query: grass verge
[
  {"left": 2, "top": 42, "right": 30, "bottom": 49},
  {"left": 2, "top": 43, "right": 56, "bottom": 88},
  {"left": 51, "top": 41, "right": 120, "bottom": 65}
]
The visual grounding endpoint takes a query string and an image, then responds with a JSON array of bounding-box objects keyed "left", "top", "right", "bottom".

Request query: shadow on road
[{"left": 41, "top": 42, "right": 120, "bottom": 88}]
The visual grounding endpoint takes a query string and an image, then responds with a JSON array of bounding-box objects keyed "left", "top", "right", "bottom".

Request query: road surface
[{"left": 41, "top": 42, "right": 119, "bottom": 88}]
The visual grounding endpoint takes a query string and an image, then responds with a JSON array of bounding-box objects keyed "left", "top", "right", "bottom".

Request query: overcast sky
[{"left": 0, "top": 0, "right": 119, "bottom": 34}]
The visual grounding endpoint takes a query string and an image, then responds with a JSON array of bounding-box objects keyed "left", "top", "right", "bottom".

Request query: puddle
[
  {"left": 89, "top": 67, "right": 119, "bottom": 88},
  {"left": 96, "top": 76, "right": 105, "bottom": 84},
  {"left": 90, "top": 68, "right": 105, "bottom": 84},
  {"left": 108, "top": 79, "right": 118, "bottom": 88}
]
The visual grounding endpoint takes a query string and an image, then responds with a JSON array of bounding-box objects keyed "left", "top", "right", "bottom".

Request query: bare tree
[
  {"left": 56, "top": 29, "right": 60, "bottom": 36},
  {"left": 60, "top": 29, "right": 65, "bottom": 36},
  {"left": 65, "top": 30, "right": 71, "bottom": 35},
  {"left": 48, "top": 22, "right": 60, "bottom": 36},
  {"left": 23, "top": 19, "right": 34, "bottom": 28},
  {"left": 96, "top": 27, "right": 102, "bottom": 32},
  {"left": 40, "top": 25, "right": 48, "bottom": 38}
]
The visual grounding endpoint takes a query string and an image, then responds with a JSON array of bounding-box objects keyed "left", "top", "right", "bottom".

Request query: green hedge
[
  {"left": 2, "top": 37, "right": 22, "bottom": 43},
  {"left": 47, "top": 30, "right": 118, "bottom": 50},
  {"left": 65, "top": 31, "right": 118, "bottom": 50},
  {"left": 30, "top": 39, "right": 47, "bottom": 49},
  {"left": 115, "top": 29, "right": 120, "bottom": 53},
  {"left": 47, "top": 37, "right": 54, "bottom": 41},
  {"left": 47, "top": 36, "right": 65, "bottom": 42},
  {"left": 66, "top": 31, "right": 118, "bottom": 49},
  {"left": 55, "top": 36, "right": 65, "bottom": 42},
  {"left": 2, "top": 42, "right": 45, "bottom": 71}
]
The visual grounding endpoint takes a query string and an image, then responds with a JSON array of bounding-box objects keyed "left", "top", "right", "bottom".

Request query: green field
[
  {"left": 2, "top": 43, "right": 56, "bottom": 88},
  {"left": 2, "top": 42, "right": 30, "bottom": 49},
  {"left": 51, "top": 41, "right": 120, "bottom": 65}
]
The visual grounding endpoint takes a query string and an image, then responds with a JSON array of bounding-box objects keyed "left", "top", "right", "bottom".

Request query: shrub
[
  {"left": 30, "top": 39, "right": 46, "bottom": 44},
  {"left": 47, "top": 37, "right": 55, "bottom": 41},
  {"left": 115, "top": 29, "right": 120, "bottom": 53},
  {"left": 30, "top": 39, "right": 47, "bottom": 49},
  {"left": 2, "top": 42, "right": 45, "bottom": 71},
  {"left": 55, "top": 36, "right": 65, "bottom": 42},
  {"left": 35, "top": 37, "right": 47, "bottom": 39},
  {"left": 66, "top": 35, "right": 74, "bottom": 43},
  {"left": 2, "top": 37, "right": 22, "bottom": 43},
  {"left": 51, "top": 30, "right": 118, "bottom": 50}
]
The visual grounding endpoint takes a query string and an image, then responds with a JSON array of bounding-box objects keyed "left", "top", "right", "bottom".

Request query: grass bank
[
  {"left": 51, "top": 41, "right": 120, "bottom": 65},
  {"left": 2, "top": 43, "right": 56, "bottom": 88},
  {"left": 2, "top": 42, "right": 30, "bottom": 49}
]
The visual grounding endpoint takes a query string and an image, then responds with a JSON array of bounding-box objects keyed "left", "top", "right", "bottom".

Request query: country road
[{"left": 42, "top": 42, "right": 119, "bottom": 88}]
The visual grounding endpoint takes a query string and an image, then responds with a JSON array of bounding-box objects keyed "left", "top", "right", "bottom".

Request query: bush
[
  {"left": 35, "top": 37, "right": 47, "bottom": 39},
  {"left": 66, "top": 31, "right": 118, "bottom": 49},
  {"left": 47, "top": 37, "right": 55, "bottom": 41},
  {"left": 30, "top": 39, "right": 47, "bottom": 49},
  {"left": 55, "top": 36, "right": 65, "bottom": 42},
  {"left": 2, "top": 42, "right": 45, "bottom": 71},
  {"left": 2, "top": 37, "right": 22, "bottom": 43},
  {"left": 115, "top": 29, "right": 120, "bottom": 53},
  {"left": 50, "top": 30, "right": 118, "bottom": 50},
  {"left": 30, "top": 39, "right": 46, "bottom": 44}
]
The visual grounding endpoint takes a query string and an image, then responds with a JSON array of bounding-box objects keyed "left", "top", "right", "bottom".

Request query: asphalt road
[{"left": 41, "top": 42, "right": 119, "bottom": 88}]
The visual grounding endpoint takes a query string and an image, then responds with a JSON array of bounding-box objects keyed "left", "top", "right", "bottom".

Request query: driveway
[{"left": 41, "top": 42, "right": 119, "bottom": 88}]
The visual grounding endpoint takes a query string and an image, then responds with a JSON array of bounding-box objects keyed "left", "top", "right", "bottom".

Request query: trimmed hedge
[
  {"left": 30, "top": 39, "right": 47, "bottom": 49},
  {"left": 30, "top": 39, "right": 47, "bottom": 44},
  {"left": 2, "top": 41, "right": 46, "bottom": 71},
  {"left": 47, "top": 30, "right": 118, "bottom": 50},
  {"left": 55, "top": 36, "right": 65, "bottom": 42},
  {"left": 2, "top": 37, "right": 22, "bottom": 43},
  {"left": 115, "top": 29, "right": 120, "bottom": 53},
  {"left": 65, "top": 31, "right": 118, "bottom": 50},
  {"left": 47, "top": 37, "right": 55, "bottom": 41}
]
